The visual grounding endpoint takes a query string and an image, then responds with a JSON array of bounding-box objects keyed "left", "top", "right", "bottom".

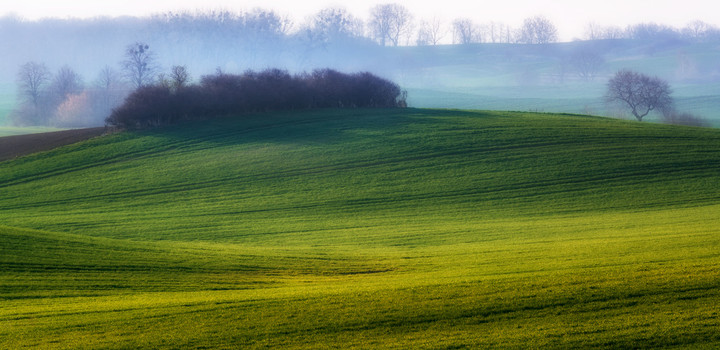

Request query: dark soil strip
[{"left": 0, "top": 127, "right": 106, "bottom": 162}]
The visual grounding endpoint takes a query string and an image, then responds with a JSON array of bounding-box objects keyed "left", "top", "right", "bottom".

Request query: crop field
[{"left": 1, "top": 108, "right": 719, "bottom": 348}]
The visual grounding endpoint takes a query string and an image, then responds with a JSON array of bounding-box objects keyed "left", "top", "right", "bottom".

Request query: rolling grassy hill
[{"left": 1, "top": 108, "right": 719, "bottom": 348}]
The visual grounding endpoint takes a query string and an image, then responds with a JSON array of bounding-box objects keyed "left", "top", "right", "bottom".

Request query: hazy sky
[{"left": 2, "top": 0, "right": 716, "bottom": 41}]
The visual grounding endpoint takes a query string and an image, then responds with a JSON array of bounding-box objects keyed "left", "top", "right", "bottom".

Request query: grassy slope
[{"left": 1, "top": 108, "right": 719, "bottom": 348}]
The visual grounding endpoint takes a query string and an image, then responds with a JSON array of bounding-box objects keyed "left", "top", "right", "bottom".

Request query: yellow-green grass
[{"left": 1, "top": 109, "right": 719, "bottom": 348}]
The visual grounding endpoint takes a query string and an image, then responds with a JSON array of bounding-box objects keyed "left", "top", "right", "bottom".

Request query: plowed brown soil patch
[{"left": 0, "top": 127, "right": 105, "bottom": 162}]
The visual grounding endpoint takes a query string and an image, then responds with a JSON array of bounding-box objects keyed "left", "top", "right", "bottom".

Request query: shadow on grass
[{"left": 133, "top": 108, "right": 489, "bottom": 148}]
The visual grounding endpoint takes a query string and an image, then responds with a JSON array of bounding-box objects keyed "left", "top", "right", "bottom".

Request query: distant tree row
[
  {"left": 151, "top": 6, "right": 558, "bottom": 47},
  {"left": 584, "top": 21, "right": 720, "bottom": 42},
  {"left": 449, "top": 16, "right": 558, "bottom": 45},
  {"left": 106, "top": 68, "right": 407, "bottom": 129},
  {"left": 3, "top": 6, "right": 719, "bottom": 60},
  {"left": 153, "top": 5, "right": 552, "bottom": 47},
  {"left": 3, "top": 7, "right": 718, "bottom": 89}
]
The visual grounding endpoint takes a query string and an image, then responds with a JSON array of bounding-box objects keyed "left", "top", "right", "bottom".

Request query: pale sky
[{"left": 2, "top": 0, "right": 717, "bottom": 41}]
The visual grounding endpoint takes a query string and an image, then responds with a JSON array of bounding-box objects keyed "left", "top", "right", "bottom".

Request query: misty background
[{"left": 2, "top": 6, "right": 720, "bottom": 129}]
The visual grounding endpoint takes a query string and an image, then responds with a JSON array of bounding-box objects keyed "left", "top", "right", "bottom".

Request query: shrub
[
  {"left": 106, "top": 85, "right": 173, "bottom": 129},
  {"left": 662, "top": 111, "right": 709, "bottom": 127}
]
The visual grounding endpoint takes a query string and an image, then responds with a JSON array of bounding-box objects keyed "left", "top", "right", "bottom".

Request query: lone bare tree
[
  {"left": 122, "top": 42, "right": 159, "bottom": 88},
  {"left": 96, "top": 66, "right": 123, "bottom": 93},
  {"left": 170, "top": 65, "right": 190, "bottom": 90},
  {"left": 369, "top": 3, "right": 414, "bottom": 46},
  {"left": 606, "top": 70, "right": 673, "bottom": 121},
  {"left": 51, "top": 65, "right": 84, "bottom": 101},
  {"left": 570, "top": 49, "right": 605, "bottom": 81},
  {"left": 17, "top": 61, "right": 51, "bottom": 108},
  {"left": 94, "top": 65, "right": 127, "bottom": 118},
  {"left": 682, "top": 20, "right": 718, "bottom": 42}
]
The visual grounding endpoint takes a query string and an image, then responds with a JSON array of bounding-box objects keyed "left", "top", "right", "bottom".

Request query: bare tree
[
  {"left": 452, "top": 18, "right": 480, "bottom": 44},
  {"left": 503, "top": 24, "right": 516, "bottom": 43},
  {"left": 682, "top": 20, "right": 718, "bottom": 42},
  {"left": 602, "top": 25, "right": 625, "bottom": 39},
  {"left": 170, "top": 65, "right": 190, "bottom": 90},
  {"left": 570, "top": 49, "right": 605, "bottom": 81},
  {"left": 244, "top": 8, "right": 294, "bottom": 39},
  {"left": 519, "top": 16, "right": 558, "bottom": 44},
  {"left": 96, "top": 66, "right": 121, "bottom": 92},
  {"left": 51, "top": 65, "right": 84, "bottom": 101},
  {"left": 626, "top": 22, "right": 679, "bottom": 41},
  {"left": 17, "top": 61, "right": 51, "bottom": 108},
  {"left": 93, "top": 65, "right": 127, "bottom": 119},
  {"left": 369, "top": 3, "right": 414, "bottom": 46},
  {"left": 122, "top": 42, "right": 159, "bottom": 88},
  {"left": 584, "top": 22, "right": 604, "bottom": 41},
  {"left": 310, "top": 7, "right": 364, "bottom": 43},
  {"left": 416, "top": 17, "right": 445, "bottom": 45},
  {"left": 584, "top": 22, "right": 626, "bottom": 40},
  {"left": 588, "top": 23, "right": 625, "bottom": 39},
  {"left": 606, "top": 69, "right": 673, "bottom": 121},
  {"left": 486, "top": 22, "right": 511, "bottom": 43}
]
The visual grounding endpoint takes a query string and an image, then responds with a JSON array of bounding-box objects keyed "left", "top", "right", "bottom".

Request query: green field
[{"left": 2, "top": 109, "right": 719, "bottom": 348}]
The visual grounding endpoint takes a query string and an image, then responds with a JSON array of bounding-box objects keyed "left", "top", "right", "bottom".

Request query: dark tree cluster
[{"left": 106, "top": 68, "right": 406, "bottom": 129}]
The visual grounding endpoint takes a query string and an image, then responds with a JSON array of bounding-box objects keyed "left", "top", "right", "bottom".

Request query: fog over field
[{"left": 1, "top": 4, "right": 720, "bottom": 128}]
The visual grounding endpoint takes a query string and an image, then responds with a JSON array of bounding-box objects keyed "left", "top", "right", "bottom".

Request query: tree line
[{"left": 3, "top": 4, "right": 718, "bottom": 53}]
